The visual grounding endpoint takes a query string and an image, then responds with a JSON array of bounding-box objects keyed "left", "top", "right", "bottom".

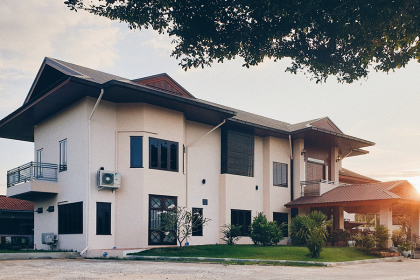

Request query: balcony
[
  {"left": 7, "top": 162, "right": 59, "bottom": 201},
  {"left": 300, "top": 180, "right": 340, "bottom": 197}
]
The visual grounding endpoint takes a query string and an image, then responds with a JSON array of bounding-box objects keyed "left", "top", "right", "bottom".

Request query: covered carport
[{"left": 285, "top": 180, "right": 420, "bottom": 247}]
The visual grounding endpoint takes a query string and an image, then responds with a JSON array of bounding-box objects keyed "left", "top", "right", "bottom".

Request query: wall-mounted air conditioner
[
  {"left": 97, "top": 170, "right": 121, "bottom": 190},
  {"left": 42, "top": 233, "right": 58, "bottom": 245}
]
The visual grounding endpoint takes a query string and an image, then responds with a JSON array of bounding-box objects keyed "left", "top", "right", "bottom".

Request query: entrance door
[{"left": 148, "top": 195, "right": 177, "bottom": 245}]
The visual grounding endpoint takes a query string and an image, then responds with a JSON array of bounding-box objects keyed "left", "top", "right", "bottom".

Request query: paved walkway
[{"left": 0, "top": 258, "right": 419, "bottom": 279}]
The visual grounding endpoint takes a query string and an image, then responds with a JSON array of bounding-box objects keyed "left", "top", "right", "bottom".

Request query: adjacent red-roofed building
[{"left": 0, "top": 195, "right": 34, "bottom": 249}]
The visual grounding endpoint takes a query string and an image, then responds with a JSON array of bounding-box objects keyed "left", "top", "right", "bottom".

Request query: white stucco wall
[{"left": 33, "top": 98, "right": 90, "bottom": 252}]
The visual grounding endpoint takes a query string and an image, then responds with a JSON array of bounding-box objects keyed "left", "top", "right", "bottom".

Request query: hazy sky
[{"left": 1, "top": 1, "right": 419, "bottom": 195}]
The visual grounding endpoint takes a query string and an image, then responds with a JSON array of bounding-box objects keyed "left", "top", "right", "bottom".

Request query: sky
[{"left": 0, "top": 1, "right": 419, "bottom": 195}]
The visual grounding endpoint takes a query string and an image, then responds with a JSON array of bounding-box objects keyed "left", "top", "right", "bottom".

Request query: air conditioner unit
[
  {"left": 42, "top": 233, "right": 58, "bottom": 245},
  {"left": 97, "top": 170, "right": 121, "bottom": 190}
]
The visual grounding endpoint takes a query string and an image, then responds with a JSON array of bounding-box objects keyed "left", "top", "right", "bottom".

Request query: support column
[
  {"left": 330, "top": 147, "right": 339, "bottom": 183},
  {"left": 333, "top": 206, "right": 344, "bottom": 231},
  {"left": 411, "top": 206, "right": 420, "bottom": 241},
  {"left": 293, "top": 139, "right": 305, "bottom": 200},
  {"left": 379, "top": 205, "right": 393, "bottom": 247}
]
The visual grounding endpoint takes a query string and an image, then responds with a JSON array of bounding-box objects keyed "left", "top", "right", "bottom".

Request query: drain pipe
[
  {"left": 289, "top": 135, "right": 294, "bottom": 201},
  {"left": 185, "top": 119, "right": 226, "bottom": 207},
  {"left": 82, "top": 88, "right": 104, "bottom": 256}
]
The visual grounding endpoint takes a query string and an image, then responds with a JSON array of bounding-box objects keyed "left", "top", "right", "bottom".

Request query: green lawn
[{"left": 130, "top": 245, "right": 377, "bottom": 262}]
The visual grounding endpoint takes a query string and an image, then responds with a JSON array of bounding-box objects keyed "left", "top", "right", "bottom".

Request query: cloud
[{"left": 0, "top": 0, "right": 120, "bottom": 74}]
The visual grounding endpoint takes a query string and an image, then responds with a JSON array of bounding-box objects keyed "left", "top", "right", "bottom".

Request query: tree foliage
[
  {"left": 249, "top": 212, "right": 283, "bottom": 246},
  {"left": 221, "top": 224, "right": 242, "bottom": 245},
  {"left": 65, "top": 0, "right": 420, "bottom": 83},
  {"left": 160, "top": 206, "right": 210, "bottom": 248}
]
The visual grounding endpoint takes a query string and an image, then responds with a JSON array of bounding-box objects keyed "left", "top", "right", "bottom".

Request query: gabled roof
[
  {"left": 285, "top": 180, "right": 420, "bottom": 207},
  {"left": 132, "top": 73, "right": 195, "bottom": 99},
  {"left": 0, "top": 195, "right": 34, "bottom": 211},
  {"left": 0, "top": 57, "right": 375, "bottom": 153}
]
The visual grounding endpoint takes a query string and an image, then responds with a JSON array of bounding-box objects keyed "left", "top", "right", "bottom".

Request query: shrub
[
  {"left": 398, "top": 241, "right": 412, "bottom": 252},
  {"left": 306, "top": 226, "right": 325, "bottom": 258},
  {"left": 289, "top": 215, "right": 309, "bottom": 245},
  {"left": 249, "top": 212, "right": 283, "bottom": 246},
  {"left": 374, "top": 225, "right": 390, "bottom": 249},
  {"left": 391, "top": 229, "right": 406, "bottom": 247},
  {"left": 221, "top": 224, "right": 242, "bottom": 245}
]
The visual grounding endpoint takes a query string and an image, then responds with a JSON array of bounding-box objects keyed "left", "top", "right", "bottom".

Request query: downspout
[
  {"left": 185, "top": 119, "right": 226, "bottom": 207},
  {"left": 82, "top": 88, "right": 104, "bottom": 256},
  {"left": 289, "top": 135, "right": 294, "bottom": 201}
]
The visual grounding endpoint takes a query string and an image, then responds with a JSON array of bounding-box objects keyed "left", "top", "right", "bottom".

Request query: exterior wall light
[
  {"left": 336, "top": 156, "right": 341, "bottom": 162},
  {"left": 256, "top": 185, "right": 259, "bottom": 190},
  {"left": 301, "top": 149, "right": 306, "bottom": 155},
  {"left": 202, "top": 179, "right": 206, "bottom": 184}
]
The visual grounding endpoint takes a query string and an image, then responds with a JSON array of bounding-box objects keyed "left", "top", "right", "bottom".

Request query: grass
[
  {"left": 0, "top": 249, "right": 71, "bottom": 253},
  {"left": 130, "top": 245, "right": 378, "bottom": 262}
]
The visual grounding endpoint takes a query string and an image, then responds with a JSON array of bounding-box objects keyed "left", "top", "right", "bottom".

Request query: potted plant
[{"left": 398, "top": 241, "right": 412, "bottom": 258}]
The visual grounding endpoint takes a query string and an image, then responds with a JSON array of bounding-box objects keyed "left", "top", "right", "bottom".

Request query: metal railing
[
  {"left": 300, "top": 179, "right": 339, "bottom": 197},
  {"left": 7, "top": 162, "right": 58, "bottom": 188}
]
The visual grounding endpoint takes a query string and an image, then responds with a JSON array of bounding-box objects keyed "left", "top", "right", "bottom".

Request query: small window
[
  {"left": 36, "top": 149, "right": 43, "bottom": 177},
  {"left": 58, "top": 202, "right": 83, "bottom": 234},
  {"left": 130, "top": 136, "right": 143, "bottom": 168},
  {"left": 96, "top": 202, "right": 111, "bottom": 235},
  {"left": 273, "top": 162, "right": 287, "bottom": 187},
  {"left": 221, "top": 129, "right": 254, "bottom": 177},
  {"left": 192, "top": 208, "right": 203, "bottom": 236},
  {"left": 149, "top": 138, "right": 178, "bottom": 171},
  {"left": 273, "top": 212, "right": 289, "bottom": 237},
  {"left": 59, "top": 139, "right": 67, "bottom": 172},
  {"left": 231, "top": 209, "right": 251, "bottom": 236}
]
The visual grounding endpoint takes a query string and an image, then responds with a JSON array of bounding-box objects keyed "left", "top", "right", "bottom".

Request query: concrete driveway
[{"left": 0, "top": 259, "right": 419, "bottom": 280}]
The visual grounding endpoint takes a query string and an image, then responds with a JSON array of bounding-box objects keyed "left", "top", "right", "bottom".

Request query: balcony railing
[
  {"left": 300, "top": 180, "right": 340, "bottom": 197},
  {"left": 7, "top": 162, "right": 58, "bottom": 188}
]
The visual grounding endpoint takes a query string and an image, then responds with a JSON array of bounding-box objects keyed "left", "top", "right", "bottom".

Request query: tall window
[
  {"left": 58, "top": 202, "right": 83, "bottom": 234},
  {"left": 130, "top": 136, "right": 143, "bottom": 168},
  {"left": 149, "top": 195, "right": 177, "bottom": 245},
  {"left": 192, "top": 208, "right": 203, "bottom": 236},
  {"left": 149, "top": 138, "right": 178, "bottom": 171},
  {"left": 59, "top": 139, "right": 67, "bottom": 172},
  {"left": 36, "top": 148, "right": 43, "bottom": 177},
  {"left": 221, "top": 128, "right": 254, "bottom": 177},
  {"left": 231, "top": 209, "right": 251, "bottom": 236},
  {"left": 273, "top": 162, "right": 287, "bottom": 187},
  {"left": 96, "top": 202, "right": 111, "bottom": 235},
  {"left": 273, "top": 212, "right": 289, "bottom": 237}
]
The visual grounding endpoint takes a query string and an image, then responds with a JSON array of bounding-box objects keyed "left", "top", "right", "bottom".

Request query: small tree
[
  {"left": 160, "top": 206, "right": 210, "bottom": 249},
  {"left": 221, "top": 224, "right": 242, "bottom": 245},
  {"left": 374, "top": 225, "right": 390, "bottom": 249},
  {"left": 249, "top": 212, "right": 283, "bottom": 246}
]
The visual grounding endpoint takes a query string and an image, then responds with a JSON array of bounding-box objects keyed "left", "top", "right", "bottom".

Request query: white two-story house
[{"left": 2, "top": 58, "right": 418, "bottom": 255}]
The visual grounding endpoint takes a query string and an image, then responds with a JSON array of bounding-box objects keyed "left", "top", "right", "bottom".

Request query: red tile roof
[
  {"left": 286, "top": 180, "right": 420, "bottom": 207},
  {"left": 0, "top": 195, "right": 34, "bottom": 211}
]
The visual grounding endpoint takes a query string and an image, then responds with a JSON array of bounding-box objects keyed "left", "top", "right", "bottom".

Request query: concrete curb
[
  {"left": 125, "top": 255, "right": 405, "bottom": 267},
  {"left": 0, "top": 252, "right": 80, "bottom": 261}
]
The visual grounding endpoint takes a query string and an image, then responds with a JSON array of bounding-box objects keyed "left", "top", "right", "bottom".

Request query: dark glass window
[
  {"left": 59, "top": 139, "right": 67, "bottom": 172},
  {"left": 273, "top": 212, "right": 289, "bottom": 237},
  {"left": 192, "top": 208, "right": 203, "bottom": 236},
  {"left": 231, "top": 209, "right": 251, "bottom": 236},
  {"left": 58, "top": 202, "right": 83, "bottom": 234},
  {"left": 96, "top": 202, "right": 111, "bottom": 235},
  {"left": 149, "top": 195, "right": 177, "bottom": 245},
  {"left": 149, "top": 138, "right": 178, "bottom": 171},
  {"left": 273, "top": 162, "right": 288, "bottom": 187},
  {"left": 130, "top": 136, "right": 143, "bottom": 168},
  {"left": 221, "top": 128, "right": 254, "bottom": 177}
]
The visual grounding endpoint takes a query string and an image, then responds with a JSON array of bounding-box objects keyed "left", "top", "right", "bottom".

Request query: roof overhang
[
  {"left": 0, "top": 76, "right": 236, "bottom": 142},
  {"left": 291, "top": 127, "right": 374, "bottom": 156}
]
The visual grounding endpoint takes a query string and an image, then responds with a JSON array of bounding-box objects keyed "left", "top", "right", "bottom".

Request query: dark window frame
[
  {"left": 192, "top": 208, "right": 203, "bottom": 236},
  {"left": 58, "top": 202, "right": 83, "bottom": 234},
  {"left": 148, "top": 194, "right": 178, "bottom": 245},
  {"left": 273, "top": 212, "right": 289, "bottom": 237},
  {"left": 231, "top": 209, "right": 252, "bottom": 236},
  {"left": 221, "top": 128, "right": 254, "bottom": 177},
  {"left": 59, "top": 139, "right": 67, "bottom": 172},
  {"left": 130, "top": 136, "right": 143, "bottom": 168},
  {"left": 96, "top": 202, "right": 111, "bottom": 235},
  {"left": 273, "top": 162, "right": 288, "bottom": 187},
  {"left": 149, "top": 137, "right": 179, "bottom": 172}
]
